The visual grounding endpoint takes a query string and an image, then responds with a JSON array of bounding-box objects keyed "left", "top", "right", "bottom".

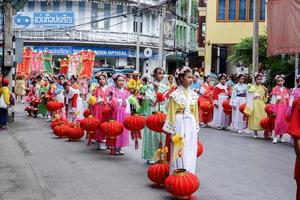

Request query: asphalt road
[{"left": 0, "top": 104, "right": 296, "bottom": 200}]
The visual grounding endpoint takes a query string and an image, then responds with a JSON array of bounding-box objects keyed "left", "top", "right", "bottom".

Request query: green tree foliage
[{"left": 228, "top": 35, "right": 295, "bottom": 88}]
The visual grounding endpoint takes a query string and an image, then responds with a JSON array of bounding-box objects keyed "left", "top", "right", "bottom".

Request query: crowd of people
[{"left": 0, "top": 67, "right": 299, "bottom": 178}]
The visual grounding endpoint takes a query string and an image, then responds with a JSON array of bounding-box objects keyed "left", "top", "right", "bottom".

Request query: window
[
  {"left": 260, "top": 0, "right": 266, "bottom": 20},
  {"left": 79, "top": 1, "right": 85, "bottom": 14},
  {"left": 91, "top": 2, "right": 98, "bottom": 29},
  {"left": 239, "top": 0, "right": 246, "bottom": 20},
  {"left": 217, "top": 0, "right": 265, "bottom": 22},
  {"left": 53, "top": 1, "right": 59, "bottom": 11},
  {"left": 117, "top": 5, "right": 123, "bottom": 31},
  {"left": 218, "top": 0, "right": 226, "bottom": 20},
  {"left": 28, "top": 1, "right": 34, "bottom": 12},
  {"left": 66, "top": 1, "right": 72, "bottom": 12},
  {"left": 228, "top": 0, "right": 236, "bottom": 20},
  {"left": 41, "top": 1, "right": 47, "bottom": 11},
  {"left": 249, "top": 0, "right": 253, "bottom": 20},
  {"left": 104, "top": 4, "right": 110, "bottom": 30}
]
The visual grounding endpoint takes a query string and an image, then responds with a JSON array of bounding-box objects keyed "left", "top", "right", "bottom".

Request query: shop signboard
[
  {"left": 14, "top": 12, "right": 74, "bottom": 29},
  {"left": 30, "top": 46, "right": 130, "bottom": 58}
]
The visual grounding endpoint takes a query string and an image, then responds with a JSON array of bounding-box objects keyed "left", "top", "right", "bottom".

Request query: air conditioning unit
[{"left": 236, "top": 66, "right": 249, "bottom": 74}]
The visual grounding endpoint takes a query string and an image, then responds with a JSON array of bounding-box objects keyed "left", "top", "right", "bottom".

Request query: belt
[{"left": 237, "top": 94, "right": 246, "bottom": 97}]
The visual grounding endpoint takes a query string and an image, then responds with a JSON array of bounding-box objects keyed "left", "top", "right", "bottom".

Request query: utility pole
[
  {"left": 252, "top": 0, "right": 259, "bottom": 81},
  {"left": 3, "top": 0, "right": 14, "bottom": 74},
  {"left": 158, "top": 3, "right": 165, "bottom": 70},
  {"left": 185, "top": 0, "right": 192, "bottom": 67},
  {"left": 135, "top": 0, "right": 141, "bottom": 73}
]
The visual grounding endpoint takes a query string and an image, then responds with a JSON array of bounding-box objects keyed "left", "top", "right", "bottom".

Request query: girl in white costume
[
  {"left": 213, "top": 74, "right": 231, "bottom": 130},
  {"left": 163, "top": 66, "right": 199, "bottom": 174},
  {"left": 230, "top": 73, "right": 248, "bottom": 133}
]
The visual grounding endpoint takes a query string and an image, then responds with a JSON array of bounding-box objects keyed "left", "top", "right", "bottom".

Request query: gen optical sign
[{"left": 14, "top": 12, "right": 74, "bottom": 29}]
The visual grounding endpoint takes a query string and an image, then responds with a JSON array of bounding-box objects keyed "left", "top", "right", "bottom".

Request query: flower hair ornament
[
  {"left": 274, "top": 74, "right": 285, "bottom": 80},
  {"left": 254, "top": 72, "right": 263, "bottom": 79},
  {"left": 218, "top": 73, "right": 227, "bottom": 80},
  {"left": 297, "top": 75, "right": 300, "bottom": 80},
  {"left": 175, "top": 66, "right": 192, "bottom": 78},
  {"left": 236, "top": 72, "right": 245, "bottom": 78},
  {"left": 112, "top": 73, "right": 126, "bottom": 81},
  {"left": 95, "top": 72, "right": 108, "bottom": 79}
]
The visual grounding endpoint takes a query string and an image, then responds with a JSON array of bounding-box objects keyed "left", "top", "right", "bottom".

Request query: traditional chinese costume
[
  {"left": 111, "top": 86, "right": 131, "bottom": 148},
  {"left": 213, "top": 83, "right": 231, "bottom": 128},
  {"left": 244, "top": 84, "right": 267, "bottom": 131},
  {"left": 230, "top": 83, "right": 248, "bottom": 131},
  {"left": 163, "top": 86, "right": 199, "bottom": 174},
  {"left": 142, "top": 81, "right": 169, "bottom": 162},
  {"left": 271, "top": 86, "right": 289, "bottom": 136}
]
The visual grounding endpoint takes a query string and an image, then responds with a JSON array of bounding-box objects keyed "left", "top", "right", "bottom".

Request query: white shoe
[
  {"left": 217, "top": 127, "right": 222, "bottom": 130},
  {"left": 279, "top": 137, "right": 285, "bottom": 143},
  {"left": 253, "top": 134, "right": 258, "bottom": 139},
  {"left": 272, "top": 137, "right": 278, "bottom": 144},
  {"left": 237, "top": 130, "right": 243, "bottom": 134},
  {"left": 99, "top": 142, "right": 106, "bottom": 150}
]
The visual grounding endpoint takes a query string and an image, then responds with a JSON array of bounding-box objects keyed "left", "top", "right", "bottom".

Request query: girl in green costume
[{"left": 141, "top": 68, "right": 169, "bottom": 164}]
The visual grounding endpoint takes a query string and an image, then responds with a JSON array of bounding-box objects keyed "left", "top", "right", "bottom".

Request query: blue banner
[{"left": 30, "top": 46, "right": 129, "bottom": 58}]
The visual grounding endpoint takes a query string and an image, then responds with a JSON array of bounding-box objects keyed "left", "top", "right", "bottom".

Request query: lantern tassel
[{"left": 131, "top": 131, "right": 142, "bottom": 150}]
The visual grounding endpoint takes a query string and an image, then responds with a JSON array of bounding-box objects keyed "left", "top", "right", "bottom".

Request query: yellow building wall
[{"left": 204, "top": 0, "right": 267, "bottom": 75}]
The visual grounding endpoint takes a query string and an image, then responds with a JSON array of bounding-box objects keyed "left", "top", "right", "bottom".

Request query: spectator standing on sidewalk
[{"left": 0, "top": 78, "right": 10, "bottom": 131}]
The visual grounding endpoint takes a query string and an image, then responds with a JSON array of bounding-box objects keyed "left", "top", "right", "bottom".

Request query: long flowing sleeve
[
  {"left": 244, "top": 85, "right": 255, "bottom": 116},
  {"left": 145, "top": 86, "right": 156, "bottom": 105},
  {"left": 230, "top": 86, "right": 237, "bottom": 107},
  {"left": 213, "top": 87, "right": 219, "bottom": 105},
  {"left": 162, "top": 97, "right": 177, "bottom": 135}
]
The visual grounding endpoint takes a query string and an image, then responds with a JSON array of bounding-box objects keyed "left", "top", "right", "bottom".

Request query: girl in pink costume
[
  {"left": 271, "top": 74, "right": 290, "bottom": 143},
  {"left": 111, "top": 73, "right": 131, "bottom": 155},
  {"left": 79, "top": 77, "right": 89, "bottom": 101},
  {"left": 92, "top": 72, "right": 112, "bottom": 150}
]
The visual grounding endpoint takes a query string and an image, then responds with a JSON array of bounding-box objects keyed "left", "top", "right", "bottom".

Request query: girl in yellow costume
[
  {"left": 244, "top": 73, "right": 268, "bottom": 138},
  {"left": 163, "top": 66, "right": 199, "bottom": 174}
]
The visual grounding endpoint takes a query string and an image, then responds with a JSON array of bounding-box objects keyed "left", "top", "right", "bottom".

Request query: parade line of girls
[{"left": 22, "top": 69, "right": 300, "bottom": 165}]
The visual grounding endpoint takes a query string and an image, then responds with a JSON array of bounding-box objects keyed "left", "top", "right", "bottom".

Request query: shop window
[{"left": 249, "top": 0, "right": 254, "bottom": 20}]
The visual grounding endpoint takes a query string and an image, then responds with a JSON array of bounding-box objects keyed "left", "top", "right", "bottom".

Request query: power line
[{"left": 43, "top": 0, "right": 171, "bottom": 32}]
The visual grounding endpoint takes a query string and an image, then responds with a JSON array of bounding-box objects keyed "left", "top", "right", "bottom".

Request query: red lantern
[
  {"left": 80, "top": 116, "right": 101, "bottom": 145},
  {"left": 147, "top": 162, "right": 170, "bottom": 187},
  {"left": 100, "top": 120, "right": 124, "bottom": 154},
  {"left": 47, "top": 101, "right": 63, "bottom": 112},
  {"left": 156, "top": 92, "right": 166, "bottom": 103},
  {"left": 200, "top": 100, "right": 213, "bottom": 114},
  {"left": 222, "top": 99, "right": 232, "bottom": 115},
  {"left": 165, "top": 169, "right": 200, "bottom": 199},
  {"left": 197, "top": 141, "right": 203, "bottom": 158},
  {"left": 53, "top": 123, "right": 69, "bottom": 138},
  {"left": 260, "top": 117, "right": 275, "bottom": 131},
  {"left": 66, "top": 123, "right": 84, "bottom": 141},
  {"left": 83, "top": 108, "right": 91, "bottom": 118},
  {"left": 80, "top": 116, "right": 101, "bottom": 132},
  {"left": 51, "top": 120, "right": 67, "bottom": 130},
  {"left": 265, "top": 104, "right": 275, "bottom": 117},
  {"left": 146, "top": 112, "right": 167, "bottom": 133},
  {"left": 123, "top": 114, "right": 146, "bottom": 149}
]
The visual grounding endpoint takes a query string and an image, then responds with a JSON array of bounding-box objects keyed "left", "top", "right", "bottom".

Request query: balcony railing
[{"left": 12, "top": 29, "right": 174, "bottom": 49}]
